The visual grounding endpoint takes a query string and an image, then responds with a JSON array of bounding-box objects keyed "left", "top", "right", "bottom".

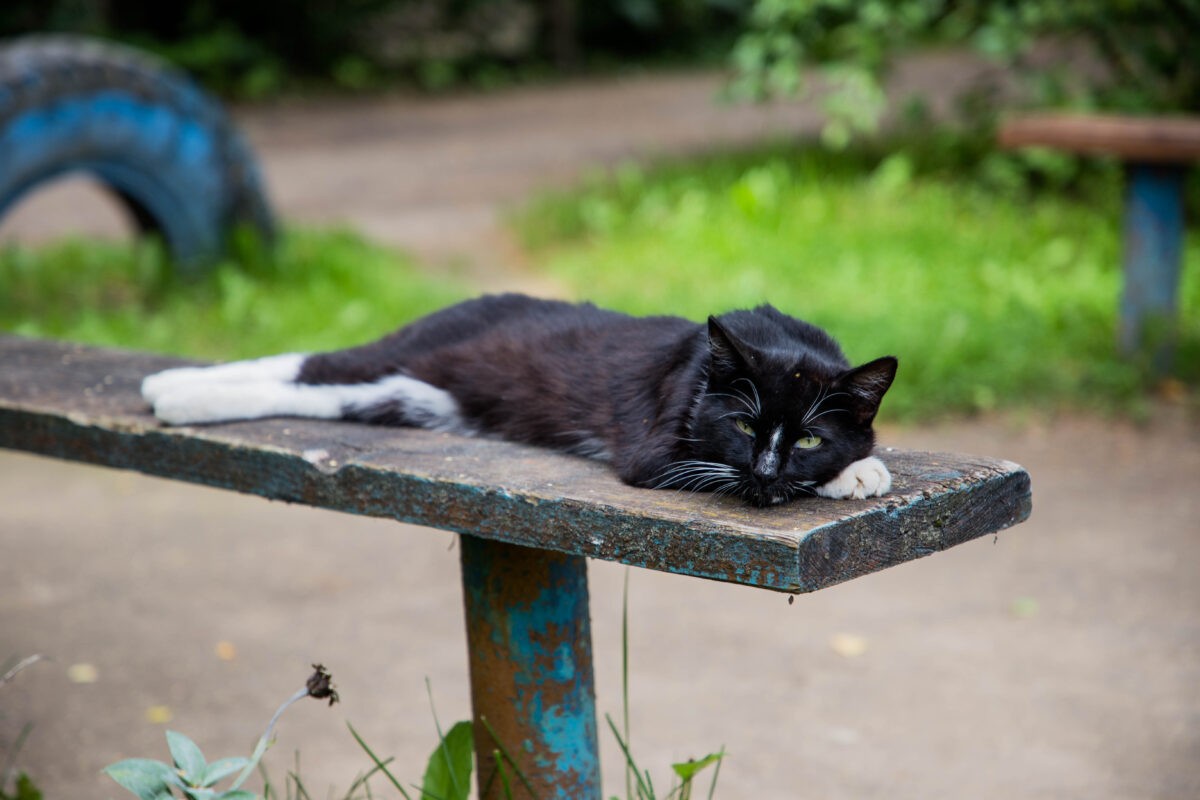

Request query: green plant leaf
[
  {"left": 671, "top": 752, "right": 723, "bottom": 782},
  {"left": 11, "top": 772, "right": 43, "bottom": 800},
  {"left": 213, "top": 791, "right": 257, "bottom": 800},
  {"left": 166, "top": 731, "right": 209, "bottom": 784},
  {"left": 476, "top": 716, "right": 537, "bottom": 800},
  {"left": 102, "top": 759, "right": 177, "bottom": 800},
  {"left": 604, "top": 714, "right": 652, "bottom": 799},
  {"left": 203, "top": 758, "right": 251, "bottom": 787},
  {"left": 421, "top": 721, "right": 473, "bottom": 800},
  {"left": 347, "top": 721, "right": 414, "bottom": 800}
]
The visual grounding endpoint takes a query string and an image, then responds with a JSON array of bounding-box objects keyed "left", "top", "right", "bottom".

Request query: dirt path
[{"left": 2, "top": 61, "right": 1198, "bottom": 800}]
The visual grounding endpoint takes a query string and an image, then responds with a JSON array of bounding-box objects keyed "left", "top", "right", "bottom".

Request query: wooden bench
[
  {"left": 0, "top": 336, "right": 1033, "bottom": 799},
  {"left": 999, "top": 113, "right": 1200, "bottom": 371}
]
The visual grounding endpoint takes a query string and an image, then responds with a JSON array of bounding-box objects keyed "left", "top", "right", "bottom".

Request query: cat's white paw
[
  {"left": 152, "top": 380, "right": 353, "bottom": 426},
  {"left": 152, "top": 383, "right": 308, "bottom": 426},
  {"left": 815, "top": 456, "right": 892, "bottom": 500},
  {"left": 141, "top": 366, "right": 211, "bottom": 404},
  {"left": 151, "top": 385, "right": 250, "bottom": 425}
]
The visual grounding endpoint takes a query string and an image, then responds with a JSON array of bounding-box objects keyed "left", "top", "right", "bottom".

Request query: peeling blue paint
[
  {"left": 497, "top": 578, "right": 598, "bottom": 791},
  {"left": 460, "top": 537, "right": 601, "bottom": 798}
]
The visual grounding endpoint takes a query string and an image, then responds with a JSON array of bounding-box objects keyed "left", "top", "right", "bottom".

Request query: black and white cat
[{"left": 141, "top": 294, "right": 897, "bottom": 506}]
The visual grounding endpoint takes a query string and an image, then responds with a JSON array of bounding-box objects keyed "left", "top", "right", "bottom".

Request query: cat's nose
[
  {"left": 753, "top": 450, "right": 779, "bottom": 482},
  {"left": 753, "top": 468, "right": 778, "bottom": 484}
]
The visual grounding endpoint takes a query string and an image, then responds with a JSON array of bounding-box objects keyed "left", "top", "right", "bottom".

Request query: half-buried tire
[{"left": 0, "top": 35, "right": 274, "bottom": 273}]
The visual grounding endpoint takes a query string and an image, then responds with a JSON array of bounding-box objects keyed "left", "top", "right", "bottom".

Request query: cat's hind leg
[
  {"left": 814, "top": 456, "right": 892, "bottom": 499},
  {"left": 149, "top": 372, "right": 467, "bottom": 431},
  {"left": 151, "top": 380, "right": 347, "bottom": 425},
  {"left": 141, "top": 354, "right": 307, "bottom": 404}
]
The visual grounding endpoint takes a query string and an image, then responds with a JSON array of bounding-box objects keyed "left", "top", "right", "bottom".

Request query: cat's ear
[
  {"left": 836, "top": 356, "right": 898, "bottom": 425},
  {"left": 707, "top": 316, "right": 755, "bottom": 372}
]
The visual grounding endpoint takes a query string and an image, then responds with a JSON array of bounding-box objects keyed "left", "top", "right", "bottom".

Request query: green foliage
[
  {"left": 606, "top": 572, "right": 725, "bottom": 800},
  {"left": 129, "top": 26, "right": 287, "bottom": 99},
  {"left": 1, "top": 657, "right": 44, "bottom": 800},
  {"left": 605, "top": 717, "right": 724, "bottom": 800},
  {"left": 346, "top": 722, "right": 413, "bottom": 800},
  {"left": 2, "top": 0, "right": 753, "bottom": 97},
  {"left": 0, "top": 228, "right": 466, "bottom": 360},
  {"left": 104, "top": 733, "right": 255, "bottom": 800},
  {"left": 351, "top": 703, "right": 717, "bottom": 800},
  {"left": 672, "top": 752, "right": 722, "bottom": 783},
  {"left": 106, "top": 668, "right": 338, "bottom": 800},
  {"left": 731, "top": 0, "right": 1200, "bottom": 142},
  {"left": 419, "top": 722, "right": 473, "bottom": 800},
  {"left": 350, "top": 718, "right": 482, "bottom": 800},
  {"left": 514, "top": 142, "right": 1200, "bottom": 420},
  {"left": 0, "top": 723, "right": 38, "bottom": 800},
  {"left": 0, "top": 773, "right": 40, "bottom": 800}
]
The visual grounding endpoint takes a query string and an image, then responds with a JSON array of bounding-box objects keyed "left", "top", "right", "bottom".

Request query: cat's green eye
[
  {"left": 734, "top": 418, "right": 755, "bottom": 437},
  {"left": 794, "top": 435, "right": 822, "bottom": 450}
]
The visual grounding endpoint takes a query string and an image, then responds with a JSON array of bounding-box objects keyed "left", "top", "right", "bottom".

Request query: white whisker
[
  {"left": 711, "top": 480, "right": 746, "bottom": 500},
  {"left": 733, "top": 377, "right": 763, "bottom": 416},
  {"left": 800, "top": 385, "right": 829, "bottom": 427},
  {"left": 801, "top": 390, "right": 851, "bottom": 427},
  {"left": 709, "top": 392, "right": 756, "bottom": 416},
  {"left": 804, "top": 406, "right": 849, "bottom": 426},
  {"left": 650, "top": 459, "right": 740, "bottom": 493}
]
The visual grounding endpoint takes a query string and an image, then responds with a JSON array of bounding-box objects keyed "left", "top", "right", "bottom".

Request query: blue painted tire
[{"left": 0, "top": 35, "right": 274, "bottom": 272}]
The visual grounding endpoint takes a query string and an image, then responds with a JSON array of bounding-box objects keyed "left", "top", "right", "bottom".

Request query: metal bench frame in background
[{"left": 1000, "top": 113, "right": 1200, "bottom": 373}]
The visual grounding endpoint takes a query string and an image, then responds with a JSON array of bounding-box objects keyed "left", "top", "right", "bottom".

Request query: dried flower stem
[
  {"left": 0, "top": 655, "right": 45, "bottom": 689},
  {"left": 229, "top": 665, "right": 338, "bottom": 792}
]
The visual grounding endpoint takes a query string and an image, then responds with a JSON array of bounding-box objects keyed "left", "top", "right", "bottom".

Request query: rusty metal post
[
  {"left": 459, "top": 534, "right": 600, "bottom": 799},
  {"left": 1119, "top": 162, "right": 1186, "bottom": 372}
]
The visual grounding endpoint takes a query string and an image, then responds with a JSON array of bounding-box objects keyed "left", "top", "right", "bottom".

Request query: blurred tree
[
  {"left": 0, "top": 0, "right": 107, "bottom": 36},
  {"left": 1, "top": 0, "right": 754, "bottom": 95},
  {"left": 729, "top": 0, "right": 1200, "bottom": 144}
]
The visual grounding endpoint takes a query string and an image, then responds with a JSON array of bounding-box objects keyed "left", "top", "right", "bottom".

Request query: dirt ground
[{"left": 2, "top": 61, "right": 1199, "bottom": 799}]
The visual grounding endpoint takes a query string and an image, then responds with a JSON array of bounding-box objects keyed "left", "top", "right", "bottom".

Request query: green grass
[
  {"left": 513, "top": 144, "right": 1200, "bottom": 420},
  {"left": 0, "top": 228, "right": 467, "bottom": 360}
]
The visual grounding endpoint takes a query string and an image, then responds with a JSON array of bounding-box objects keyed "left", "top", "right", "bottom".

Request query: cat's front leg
[{"left": 815, "top": 456, "right": 891, "bottom": 500}]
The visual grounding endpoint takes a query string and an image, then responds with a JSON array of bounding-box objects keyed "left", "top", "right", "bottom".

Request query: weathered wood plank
[
  {"left": 999, "top": 113, "right": 1200, "bottom": 163},
  {"left": 0, "top": 336, "right": 1032, "bottom": 593}
]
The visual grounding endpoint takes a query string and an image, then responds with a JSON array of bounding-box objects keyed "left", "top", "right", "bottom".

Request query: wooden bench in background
[
  {"left": 1000, "top": 113, "right": 1200, "bottom": 372},
  {"left": 0, "top": 337, "right": 1033, "bottom": 799}
]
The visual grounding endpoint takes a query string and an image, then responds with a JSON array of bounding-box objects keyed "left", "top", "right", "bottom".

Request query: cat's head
[{"left": 683, "top": 310, "right": 897, "bottom": 507}]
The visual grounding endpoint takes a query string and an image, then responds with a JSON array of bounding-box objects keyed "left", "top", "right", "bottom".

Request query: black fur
[{"left": 298, "top": 294, "right": 897, "bottom": 506}]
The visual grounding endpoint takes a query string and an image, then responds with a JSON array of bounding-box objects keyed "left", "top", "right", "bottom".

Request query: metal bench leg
[
  {"left": 460, "top": 534, "right": 601, "bottom": 799},
  {"left": 1120, "top": 162, "right": 1185, "bottom": 372}
]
